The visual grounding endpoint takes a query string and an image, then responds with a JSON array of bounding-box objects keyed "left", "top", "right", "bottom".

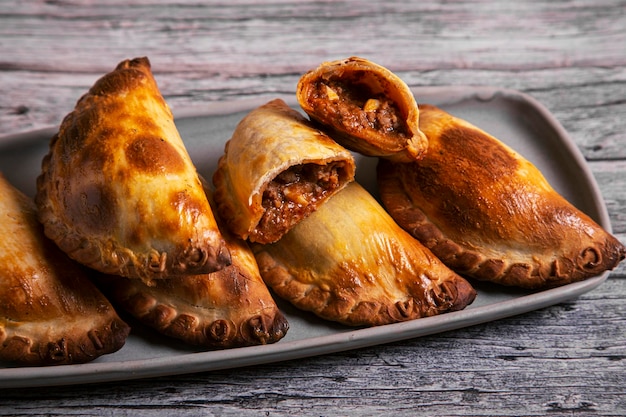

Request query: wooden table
[{"left": 1, "top": 1, "right": 624, "bottom": 415}]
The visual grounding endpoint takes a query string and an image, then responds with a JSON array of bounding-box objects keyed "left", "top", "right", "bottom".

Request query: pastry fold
[
  {"left": 296, "top": 56, "right": 427, "bottom": 162},
  {"left": 212, "top": 98, "right": 356, "bottom": 244},
  {"left": 36, "top": 57, "right": 230, "bottom": 283},
  {"left": 98, "top": 189, "right": 289, "bottom": 349},
  {"left": 0, "top": 174, "right": 129, "bottom": 366},
  {"left": 253, "top": 182, "right": 476, "bottom": 327},
  {"left": 377, "top": 104, "right": 626, "bottom": 289}
]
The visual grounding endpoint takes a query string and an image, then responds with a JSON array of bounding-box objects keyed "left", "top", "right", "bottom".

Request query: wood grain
[{"left": 0, "top": 0, "right": 625, "bottom": 415}]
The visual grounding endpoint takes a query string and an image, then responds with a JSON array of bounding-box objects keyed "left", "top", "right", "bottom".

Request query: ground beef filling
[
  {"left": 255, "top": 162, "right": 347, "bottom": 243},
  {"left": 310, "top": 78, "right": 409, "bottom": 138}
]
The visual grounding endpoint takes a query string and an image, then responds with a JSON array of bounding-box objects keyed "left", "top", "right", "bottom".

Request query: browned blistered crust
[
  {"left": 35, "top": 57, "right": 230, "bottom": 283},
  {"left": 253, "top": 182, "right": 476, "bottom": 327},
  {"left": 96, "top": 187, "right": 288, "bottom": 349},
  {"left": 100, "top": 269, "right": 288, "bottom": 349},
  {"left": 297, "top": 56, "right": 427, "bottom": 162},
  {"left": 377, "top": 104, "right": 626, "bottom": 289},
  {"left": 0, "top": 174, "right": 129, "bottom": 366}
]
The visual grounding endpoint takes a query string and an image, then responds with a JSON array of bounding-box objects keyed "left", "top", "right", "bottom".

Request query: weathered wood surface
[{"left": 1, "top": 0, "right": 625, "bottom": 416}]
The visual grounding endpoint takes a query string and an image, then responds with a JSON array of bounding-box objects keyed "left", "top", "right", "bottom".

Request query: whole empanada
[
  {"left": 377, "top": 104, "right": 626, "bottom": 289},
  {"left": 296, "top": 56, "right": 427, "bottom": 162},
  {"left": 0, "top": 174, "right": 130, "bottom": 366},
  {"left": 253, "top": 182, "right": 476, "bottom": 327},
  {"left": 98, "top": 189, "right": 289, "bottom": 349},
  {"left": 36, "top": 57, "right": 230, "bottom": 283},
  {"left": 212, "top": 98, "right": 356, "bottom": 244}
]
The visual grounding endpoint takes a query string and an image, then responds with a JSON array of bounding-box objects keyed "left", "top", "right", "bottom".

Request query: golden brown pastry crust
[
  {"left": 377, "top": 104, "right": 626, "bottom": 289},
  {"left": 0, "top": 174, "right": 129, "bottom": 366},
  {"left": 98, "top": 189, "right": 289, "bottom": 349},
  {"left": 296, "top": 56, "right": 427, "bottom": 162},
  {"left": 253, "top": 182, "right": 476, "bottom": 327},
  {"left": 212, "top": 98, "right": 356, "bottom": 244},
  {"left": 36, "top": 57, "right": 230, "bottom": 283}
]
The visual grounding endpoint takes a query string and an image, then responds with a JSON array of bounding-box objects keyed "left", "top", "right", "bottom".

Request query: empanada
[
  {"left": 98, "top": 189, "right": 289, "bottom": 349},
  {"left": 296, "top": 56, "right": 427, "bottom": 162},
  {"left": 253, "top": 182, "right": 476, "bottom": 327},
  {"left": 36, "top": 57, "right": 230, "bottom": 283},
  {"left": 212, "top": 98, "right": 356, "bottom": 244},
  {"left": 0, "top": 174, "right": 129, "bottom": 366},
  {"left": 377, "top": 104, "right": 626, "bottom": 289}
]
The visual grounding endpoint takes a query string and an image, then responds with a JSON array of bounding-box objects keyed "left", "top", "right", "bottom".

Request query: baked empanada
[
  {"left": 98, "top": 190, "right": 289, "bottom": 349},
  {"left": 377, "top": 104, "right": 626, "bottom": 289},
  {"left": 36, "top": 57, "right": 230, "bottom": 283},
  {"left": 212, "top": 98, "right": 356, "bottom": 244},
  {"left": 253, "top": 182, "right": 476, "bottom": 327},
  {"left": 296, "top": 56, "right": 427, "bottom": 162},
  {"left": 0, "top": 174, "right": 130, "bottom": 366}
]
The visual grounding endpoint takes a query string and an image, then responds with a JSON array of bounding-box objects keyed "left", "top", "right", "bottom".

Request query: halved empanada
[
  {"left": 36, "top": 57, "right": 230, "bottom": 284},
  {"left": 212, "top": 98, "right": 356, "bottom": 244},
  {"left": 0, "top": 174, "right": 130, "bottom": 366},
  {"left": 296, "top": 57, "right": 427, "bottom": 162},
  {"left": 253, "top": 182, "right": 476, "bottom": 327},
  {"left": 377, "top": 104, "right": 626, "bottom": 289},
  {"left": 98, "top": 189, "right": 289, "bottom": 349}
]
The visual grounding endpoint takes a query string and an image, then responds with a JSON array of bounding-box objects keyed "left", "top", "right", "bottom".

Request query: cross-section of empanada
[
  {"left": 377, "top": 104, "right": 626, "bottom": 289},
  {"left": 212, "top": 98, "right": 356, "bottom": 244},
  {"left": 36, "top": 57, "right": 230, "bottom": 283},
  {"left": 253, "top": 182, "right": 476, "bottom": 327},
  {"left": 98, "top": 189, "right": 289, "bottom": 349},
  {"left": 0, "top": 174, "right": 130, "bottom": 366},
  {"left": 296, "top": 57, "right": 427, "bottom": 162}
]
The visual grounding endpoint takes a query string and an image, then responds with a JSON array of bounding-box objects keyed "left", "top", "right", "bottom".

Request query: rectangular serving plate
[{"left": 0, "top": 86, "right": 612, "bottom": 388}]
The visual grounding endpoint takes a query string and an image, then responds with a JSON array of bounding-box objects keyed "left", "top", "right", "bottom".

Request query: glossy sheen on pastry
[
  {"left": 377, "top": 104, "right": 626, "bottom": 289},
  {"left": 253, "top": 182, "right": 476, "bottom": 326},
  {"left": 36, "top": 57, "right": 230, "bottom": 283},
  {"left": 0, "top": 174, "right": 129, "bottom": 366},
  {"left": 98, "top": 191, "right": 289, "bottom": 349},
  {"left": 212, "top": 98, "right": 356, "bottom": 244},
  {"left": 296, "top": 56, "right": 427, "bottom": 162}
]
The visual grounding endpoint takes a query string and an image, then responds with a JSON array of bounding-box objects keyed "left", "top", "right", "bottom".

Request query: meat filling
[
  {"left": 310, "top": 78, "right": 409, "bottom": 138},
  {"left": 254, "top": 162, "right": 348, "bottom": 243}
]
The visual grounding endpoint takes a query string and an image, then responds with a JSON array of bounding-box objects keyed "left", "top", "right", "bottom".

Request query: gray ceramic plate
[{"left": 0, "top": 87, "right": 612, "bottom": 388}]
